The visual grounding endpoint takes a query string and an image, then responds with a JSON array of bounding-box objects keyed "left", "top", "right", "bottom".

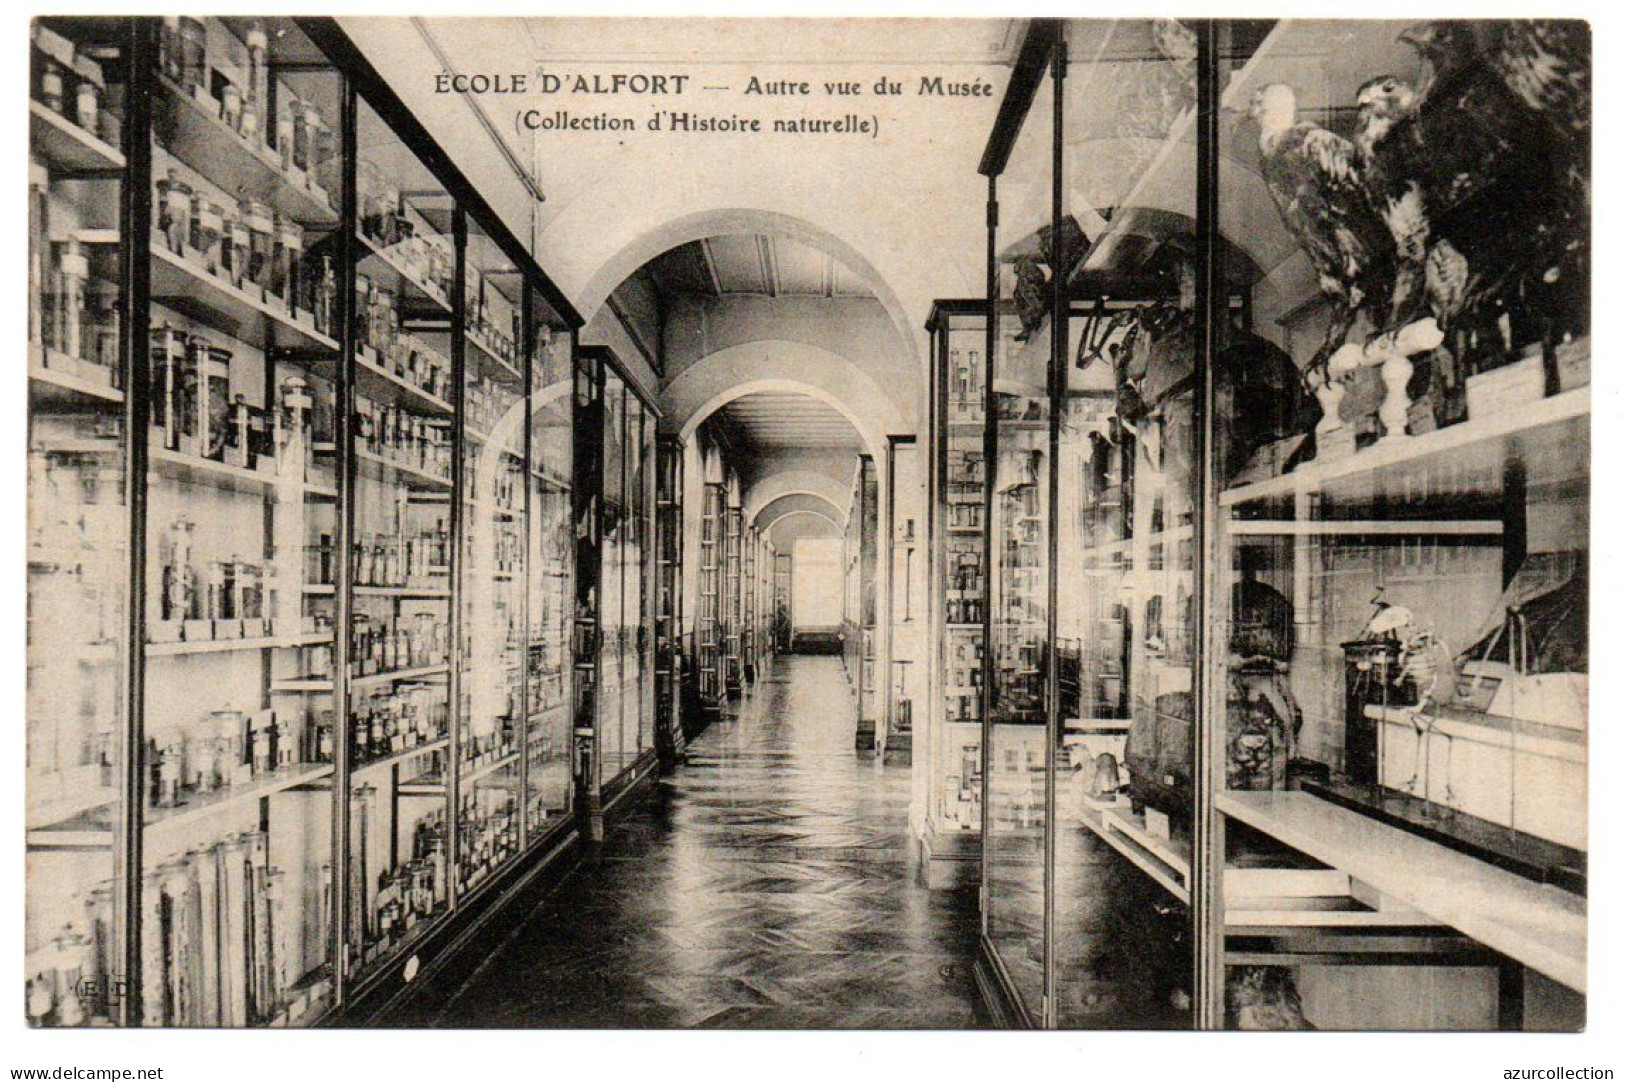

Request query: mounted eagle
[
  {"left": 1354, "top": 21, "right": 1589, "bottom": 361},
  {"left": 1248, "top": 83, "right": 1394, "bottom": 380}
]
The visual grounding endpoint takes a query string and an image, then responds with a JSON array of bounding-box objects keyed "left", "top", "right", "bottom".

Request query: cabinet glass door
[
  {"left": 598, "top": 371, "right": 629, "bottom": 785},
  {"left": 983, "top": 54, "right": 1054, "bottom": 1018},
  {"left": 141, "top": 16, "right": 342, "bottom": 1026},
  {"left": 928, "top": 308, "right": 987, "bottom": 838},
  {"left": 1214, "top": 19, "right": 1588, "bottom": 1030},
  {"left": 27, "top": 16, "right": 131, "bottom": 1028},
  {"left": 344, "top": 94, "right": 454, "bottom": 981},
  {"left": 1049, "top": 19, "right": 1200, "bottom": 1028},
  {"left": 456, "top": 215, "right": 524, "bottom": 893},
  {"left": 630, "top": 399, "right": 656, "bottom": 757},
  {"left": 524, "top": 311, "right": 573, "bottom": 844}
]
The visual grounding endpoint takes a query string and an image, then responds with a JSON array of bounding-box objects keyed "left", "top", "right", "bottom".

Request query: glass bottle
[
  {"left": 276, "top": 94, "right": 298, "bottom": 174},
  {"left": 244, "top": 21, "right": 268, "bottom": 118},
  {"left": 190, "top": 196, "right": 223, "bottom": 276},
  {"left": 271, "top": 214, "right": 301, "bottom": 309},
  {"left": 221, "top": 81, "right": 242, "bottom": 135},
  {"left": 224, "top": 202, "right": 249, "bottom": 289},
  {"left": 29, "top": 163, "right": 49, "bottom": 348},
  {"left": 177, "top": 17, "right": 207, "bottom": 98},
  {"left": 244, "top": 201, "right": 274, "bottom": 294},
  {"left": 54, "top": 238, "right": 88, "bottom": 362},
  {"left": 159, "top": 17, "right": 182, "bottom": 83},
  {"left": 75, "top": 79, "right": 100, "bottom": 136},
  {"left": 39, "top": 56, "right": 66, "bottom": 115},
  {"left": 157, "top": 169, "right": 192, "bottom": 256}
]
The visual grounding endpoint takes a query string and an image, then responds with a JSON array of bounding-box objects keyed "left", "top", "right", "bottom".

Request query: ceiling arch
[
  {"left": 766, "top": 509, "right": 844, "bottom": 551},
  {"left": 544, "top": 205, "right": 940, "bottom": 381},
  {"left": 744, "top": 469, "right": 852, "bottom": 523},
  {"left": 754, "top": 492, "right": 847, "bottom": 534},
  {"left": 666, "top": 342, "right": 901, "bottom": 459}
]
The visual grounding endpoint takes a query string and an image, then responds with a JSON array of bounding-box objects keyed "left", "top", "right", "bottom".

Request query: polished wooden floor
[{"left": 393, "top": 656, "right": 987, "bottom": 1028}]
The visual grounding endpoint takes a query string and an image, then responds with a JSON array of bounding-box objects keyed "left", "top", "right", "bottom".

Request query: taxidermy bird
[
  {"left": 1359, "top": 21, "right": 1589, "bottom": 356},
  {"left": 1249, "top": 83, "right": 1394, "bottom": 380}
]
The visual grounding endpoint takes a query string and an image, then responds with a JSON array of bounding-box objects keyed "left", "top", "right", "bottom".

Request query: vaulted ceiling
[
  {"left": 708, "top": 392, "right": 864, "bottom": 453},
  {"left": 641, "top": 235, "right": 875, "bottom": 301}
]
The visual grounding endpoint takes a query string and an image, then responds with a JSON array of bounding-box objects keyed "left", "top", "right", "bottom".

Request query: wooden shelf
[
  {"left": 1218, "top": 790, "right": 1586, "bottom": 992},
  {"left": 1222, "top": 387, "right": 1590, "bottom": 508},
  {"left": 465, "top": 331, "right": 524, "bottom": 383},
  {"left": 354, "top": 345, "right": 453, "bottom": 416},
  {"left": 144, "top": 762, "right": 335, "bottom": 840},
  {"left": 150, "top": 242, "right": 340, "bottom": 355},
  {"left": 1227, "top": 519, "right": 1505, "bottom": 538},
  {"left": 355, "top": 583, "right": 451, "bottom": 599},
  {"left": 29, "top": 346, "right": 124, "bottom": 405},
  {"left": 355, "top": 448, "right": 452, "bottom": 492},
  {"left": 1073, "top": 798, "right": 1440, "bottom": 930},
  {"left": 355, "top": 231, "right": 451, "bottom": 316},
  {"left": 272, "top": 662, "right": 447, "bottom": 693},
  {"left": 147, "top": 630, "right": 330, "bottom": 657},
  {"left": 150, "top": 446, "right": 278, "bottom": 496},
  {"left": 153, "top": 76, "right": 338, "bottom": 227},
  {"left": 461, "top": 747, "right": 522, "bottom": 786},
  {"left": 30, "top": 100, "right": 124, "bottom": 173},
  {"left": 352, "top": 736, "right": 450, "bottom": 777}
]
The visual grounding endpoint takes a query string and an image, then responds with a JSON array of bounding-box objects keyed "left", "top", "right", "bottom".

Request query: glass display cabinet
[
  {"left": 844, "top": 456, "right": 880, "bottom": 751},
  {"left": 577, "top": 348, "right": 659, "bottom": 821},
  {"left": 27, "top": 17, "right": 134, "bottom": 1028},
  {"left": 723, "top": 500, "right": 744, "bottom": 698},
  {"left": 524, "top": 295, "right": 575, "bottom": 847},
  {"left": 25, "top": 16, "right": 584, "bottom": 1027},
  {"left": 744, "top": 523, "right": 754, "bottom": 682},
  {"left": 654, "top": 435, "right": 685, "bottom": 768},
  {"left": 973, "top": 17, "right": 1587, "bottom": 1032},
  {"left": 920, "top": 302, "right": 989, "bottom": 885},
  {"left": 697, "top": 479, "right": 725, "bottom": 717}
]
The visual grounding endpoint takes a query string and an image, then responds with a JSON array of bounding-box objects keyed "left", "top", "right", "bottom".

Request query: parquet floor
[{"left": 396, "top": 655, "right": 987, "bottom": 1029}]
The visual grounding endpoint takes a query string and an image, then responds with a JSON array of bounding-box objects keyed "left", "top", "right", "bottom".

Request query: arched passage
[{"left": 668, "top": 348, "right": 901, "bottom": 458}]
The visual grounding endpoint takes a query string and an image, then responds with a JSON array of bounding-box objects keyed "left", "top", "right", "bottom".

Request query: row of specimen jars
[
  {"left": 349, "top": 611, "right": 449, "bottom": 678},
  {"left": 462, "top": 712, "right": 519, "bottom": 771},
  {"left": 155, "top": 169, "right": 338, "bottom": 333},
  {"left": 357, "top": 274, "right": 452, "bottom": 401},
  {"left": 357, "top": 174, "right": 454, "bottom": 304},
  {"left": 347, "top": 523, "right": 451, "bottom": 590},
  {"left": 158, "top": 17, "right": 335, "bottom": 207},
  {"left": 32, "top": 222, "right": 121, "bottom": 393},
  {"left": 149, "top": 328, "right": 323, "bottom": 476},
  {"left": 465, "top": 277, "right": 521, "bottom": 367},
  {"left": 456, "top": 787, "right": 519, "bottom": 888},
  {"left": 146, "top": 705, "right": 321, "bottom": 811},
  {"left": 354, "top": 793, "right": 448, "bottom": 955},
  {"left": 356, "top": 394, "right": 452, "bottom": 480},
  {"left": 350, "top": 680, "right": 448, "bottom": 766},
  {"left": 27, "top": 829, "right": 324, "bottom": 1028},
  {"left": 32, "top": 23, "right": 122, "bottom": 145}
]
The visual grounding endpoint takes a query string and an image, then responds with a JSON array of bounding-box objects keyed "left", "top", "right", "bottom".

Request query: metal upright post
[
  {"left": 330, "top": 74, "right": 359, "bottom": 1008},
  {"left": 118, "top": 16, "right": 156, "bottom": 1028},
  {"left": 1041, "top": 39, "right": 1065, "bottom": 1031},
  {"left": 1191, "top": 17, "right": 1228, "bottom": 1032}
]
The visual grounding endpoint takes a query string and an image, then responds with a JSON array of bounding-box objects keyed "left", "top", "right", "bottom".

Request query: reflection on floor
[{"left": 388, "top": 655, "right": 986, "bottom": 1028}]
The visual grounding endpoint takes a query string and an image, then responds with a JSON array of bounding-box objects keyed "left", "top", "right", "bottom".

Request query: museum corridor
[{"left": 383, "top": 656, "right": 984, "bottom": 1029}]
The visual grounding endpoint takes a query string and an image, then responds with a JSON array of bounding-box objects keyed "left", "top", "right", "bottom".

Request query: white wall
[{"left": 790, "top": 539, "right": 845, "bottom": 629}]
